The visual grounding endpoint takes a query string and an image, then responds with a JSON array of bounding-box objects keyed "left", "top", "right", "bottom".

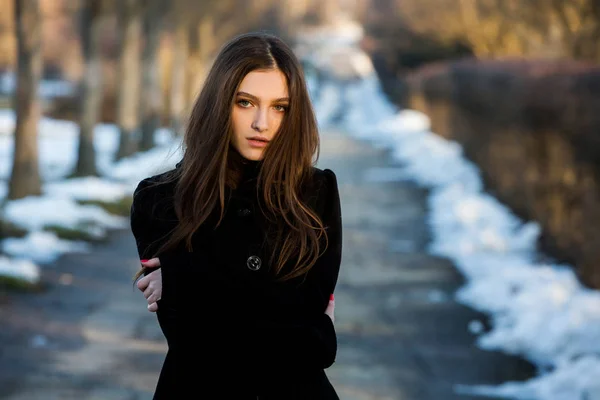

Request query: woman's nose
[{"left": 252, "top": 109, "right": 269, "bottom": 132}]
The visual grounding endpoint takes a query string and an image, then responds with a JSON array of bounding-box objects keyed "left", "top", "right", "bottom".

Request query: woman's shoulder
[
  {"left": 309, "top": 167, "right": 338, "bottom": 192},
  {"left": 135, "top": 169, "right": 177, "bottom": 193},
  {"left": 305, "top": 167, "right": 340, "bottom": 214},
  {"left": 132, "top": 168, "right": 179, "bottom": 210}
]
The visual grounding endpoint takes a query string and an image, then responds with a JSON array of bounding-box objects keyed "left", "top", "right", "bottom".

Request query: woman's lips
[{"left": 247, "top": 138, "right": 269, "bottom": 148}]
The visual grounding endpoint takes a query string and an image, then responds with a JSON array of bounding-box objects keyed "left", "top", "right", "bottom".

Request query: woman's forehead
[{"left": 237, "top": 69, "right": 289, "bottom": 101}]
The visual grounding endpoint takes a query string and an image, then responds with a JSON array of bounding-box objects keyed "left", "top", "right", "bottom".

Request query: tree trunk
[
  {"left": 139, "top": 0, "right": 162, "bottom": 151},
  {"left": 72, "top": 0, "right": 108, "bottom": 177},
  {"left": 115, "top": 0, "right": 142, "bottom": 161},
  {"left": 9, "top": 0, "right": 42, "bottom": 200},
  {"left": 276, "top": 0, "right": 308, "bottom": 36},
  {"left": 185, "top": 17, "right": 212, "bottom": 110},
  {"left": 170, "top": 22, "right": 189, "bottom": 137},
  {"left": 315, "top": 0, "right": 338, "bottom": 24}
]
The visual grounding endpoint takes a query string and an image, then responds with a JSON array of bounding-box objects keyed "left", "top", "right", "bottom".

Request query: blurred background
[{"left": 1, "top": 0, "right": 600, "bottom": 399}]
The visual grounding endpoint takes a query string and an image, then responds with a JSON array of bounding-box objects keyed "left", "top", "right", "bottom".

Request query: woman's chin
[{"left": 239, "top": 148, "right": 265, "bottom": 161}]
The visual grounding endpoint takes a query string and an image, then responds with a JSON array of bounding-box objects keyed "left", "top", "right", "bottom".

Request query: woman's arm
[
  {"left": 130, "top": 178, "right": 177, "bottom": 345},
  {"left": 246, "top": 168, "right": 343, "bottom": 370},
  {"left": 131, "top": 170, "right": 343, "bottom": 369}
]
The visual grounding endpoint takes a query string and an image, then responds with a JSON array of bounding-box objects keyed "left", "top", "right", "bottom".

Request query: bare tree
[
  {"left": 115, "top": 0, "right": 142, "bottom": 160},
  {"left": 185, "top": 15, "right": 214, "bottom": 109},
  {"left": 0, "top": 0, "right": 16, "bottom": 71},
  {"left": 72, "top": 0, "right": 111, "bottom": 177},
  {"left": 168, "top": 1, "right": 189, "bottom": 137},
  {"left": 139, "top": 0, "right": 165, "bottom": 151},
  {"left": 9, "top": 0, "right": 42, "bottom": 200},
  {"left": 168, "top": 0, "right": 220, "bottom": 136},
  {"left": 367, "top": 0, "right": 600, "bottom": 62},
  {"left": 550, "top": 0, "right": 600, "bottom": 60}
]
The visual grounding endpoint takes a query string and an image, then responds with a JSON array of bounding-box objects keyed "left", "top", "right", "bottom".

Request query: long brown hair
[{"left": 135, "top": 32, "right": 326, "bottom": 282}]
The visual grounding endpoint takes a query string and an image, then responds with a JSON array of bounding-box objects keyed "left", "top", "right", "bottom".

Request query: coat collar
[{"left": 174, "top": 155, "right": 262, "bottom": 186}]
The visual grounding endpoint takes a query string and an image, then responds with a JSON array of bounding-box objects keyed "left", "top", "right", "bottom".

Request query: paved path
[{"left": 0, "top": 129, "right": 534, "bottom": 400}]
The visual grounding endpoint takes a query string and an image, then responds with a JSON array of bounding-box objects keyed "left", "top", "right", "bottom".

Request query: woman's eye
[
  {"left": 238, "top": 99, "right": 252, "bottom": 107},
  {"left": 274, "top": 105, "right": 288, "bottom": 112}
]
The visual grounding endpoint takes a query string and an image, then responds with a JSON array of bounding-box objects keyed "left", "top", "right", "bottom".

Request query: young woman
[{"left": 130, "top": 32, "right": 342, "bottom": 399}]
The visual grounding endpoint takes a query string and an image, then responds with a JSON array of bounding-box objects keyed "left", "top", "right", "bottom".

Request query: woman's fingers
[
  {"left": 325, "top": 293, "right": 335, "bottom": 322},
  {"left": 143, "top": 286, "right": 161, "bottom": 303},
  {"left": 136, "top": 267, "right": 162, "bottom": 312},
  {"left": 136, "top": 273, "right": 149, "bottom": 291},
  {"left": 141, "top": 257, "right": 161, "bottom": 268},
  {"left": 135, "top": 257, "right": 161, "bottom": 291}
]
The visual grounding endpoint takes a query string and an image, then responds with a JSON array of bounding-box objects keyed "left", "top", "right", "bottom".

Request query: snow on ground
[
  {"left": 0, "top": 72, "right": 76, "bottom": 99},
  {"left": 0, "top": 108, "right": 182, "bottom": 282},
  {"left": 0, "top": 255, "right": 39, "bottom": 284},
  {"left": 303, "top": 19, "right": 600, "bottom": 400}
]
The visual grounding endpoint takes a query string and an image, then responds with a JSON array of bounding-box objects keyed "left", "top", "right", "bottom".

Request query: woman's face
[{"left": 230, "top": 68, "right": 289, "bottom": 161}]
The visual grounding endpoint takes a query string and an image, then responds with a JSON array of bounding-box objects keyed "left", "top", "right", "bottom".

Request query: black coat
[{"left": 130, "top": 161, "right": 343, "bottom": 399}]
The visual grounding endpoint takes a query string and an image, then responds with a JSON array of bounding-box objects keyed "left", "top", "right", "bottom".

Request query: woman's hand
[
  {"left": 136, "top": 258, "right": 162, "bottom": 312},
  {"left": 325, "top": 294, "right": 335, "bottom": 322}
]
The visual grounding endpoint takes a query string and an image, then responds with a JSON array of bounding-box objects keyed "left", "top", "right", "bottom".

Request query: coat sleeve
[
  {"left": 247, "top": 168, "right": 343, "bottom": 370},
  {"left": 130, "top": 179, "right": 154, "bottom": 261},
  {"left": 130, "top": 178, "right": 178, "bottom": 347}
]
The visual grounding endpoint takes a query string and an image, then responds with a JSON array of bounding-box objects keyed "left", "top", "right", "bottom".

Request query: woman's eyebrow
[{"left": 237, "top": 91, "right": 289, "bottom": 103}]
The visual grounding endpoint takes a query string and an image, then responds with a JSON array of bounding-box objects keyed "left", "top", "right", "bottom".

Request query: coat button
[
  {"left": 247, "top": 255, "right": 262, "bottom": 271},
  {"left": 237, "top": 208, "right": 251, "bottom": 217}
]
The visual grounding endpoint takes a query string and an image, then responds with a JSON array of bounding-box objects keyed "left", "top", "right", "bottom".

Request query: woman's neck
[{"left": 229, "top": 149, "right": 262, "bottom": 183}]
